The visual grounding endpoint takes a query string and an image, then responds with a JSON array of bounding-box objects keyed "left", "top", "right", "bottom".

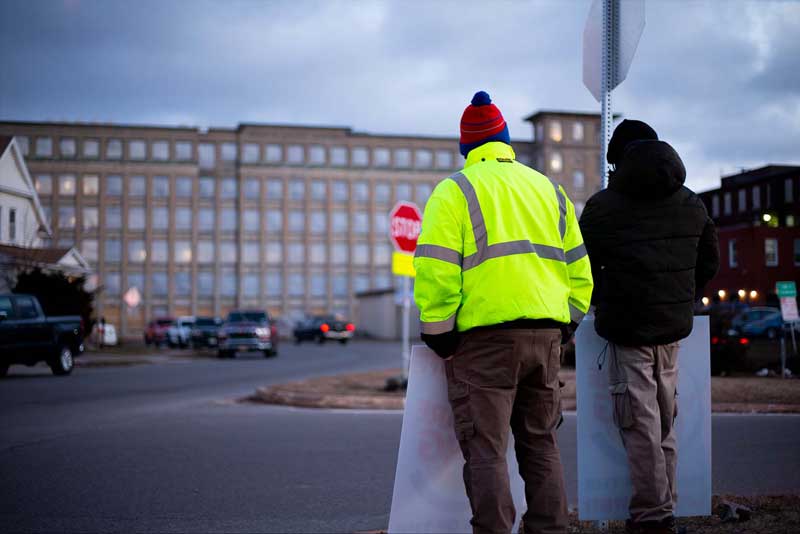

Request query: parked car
[
  {"left": 167, "top": 316, "right": 195, "bottom": 348},
  {"left": 0, "top": 294, "right": 84, "bottom": 376},
  {"left": 731, "top": 307, "right": 784, "bottom": 339},
  {"left": 144, "top": 317, "right": 174, "bottom": 346},
  {"left": 293, "top": 315, "right": 355, "bottom": 344},
  {"left": 217, "top": 310, "right": 278, "bottom": 358},
  {"left": 191, "top": 316, "right": 223, "bottom": 348}
]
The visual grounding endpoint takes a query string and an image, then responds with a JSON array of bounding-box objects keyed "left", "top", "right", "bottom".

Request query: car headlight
[{"left": 255, "top": 327, "right": 270, "bottom": 338}]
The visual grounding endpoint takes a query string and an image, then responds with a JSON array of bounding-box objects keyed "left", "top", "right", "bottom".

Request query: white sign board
[
  {"left": 388, "top": 346, "right": 526, "bottom": 533},
  {"left": 582, "top": 0, "right": 646, "bottom": 102},
  {"left": 576, "top": 316, "right": 711, "bottom": 520},
  {"left": 779, "top": 297, "right": 799, "bottom": 322}
]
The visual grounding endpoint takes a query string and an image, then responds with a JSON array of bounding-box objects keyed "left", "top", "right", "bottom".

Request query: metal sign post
[{"left": 600, "top": 0, "right": 617, "bottom": 190}]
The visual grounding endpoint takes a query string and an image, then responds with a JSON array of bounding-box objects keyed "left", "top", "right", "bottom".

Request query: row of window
[
  {"left": 533, "top": 120, "right": 591, "bottom": 144},
  {"left": 82, "top": 239, "right": 393, "bottom": 266},
  {"left": 17, "top": 135, "right": 459, "bottom": 170},
  {"left": 34, "top": 174, "right": 433, "bottom": 204},
  {"left": 103, "top": 270, "right": 390, "bottom": 298},
  {"left": 710, "top": 178, "right": 796, "bottom": 217},
  {"left": 48, "top": 205, "right": 396, "bottom": 235},
  {"left": 727, "top": 237, "right": 800, "bottom": 268}
]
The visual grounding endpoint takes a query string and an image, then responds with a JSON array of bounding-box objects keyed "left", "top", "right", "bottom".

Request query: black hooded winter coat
[{"left": 579, "top": 140, "right": 719, "bottom": 346}]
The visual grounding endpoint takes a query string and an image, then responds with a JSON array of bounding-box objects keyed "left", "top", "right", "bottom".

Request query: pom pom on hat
[{"left": 459, "top": 91, "right": 510, "bottom": 157}]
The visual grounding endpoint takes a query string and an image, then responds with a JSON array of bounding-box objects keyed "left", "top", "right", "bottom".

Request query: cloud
[{"left": 0, "top": 0, "right": 797, "bottom": 192}]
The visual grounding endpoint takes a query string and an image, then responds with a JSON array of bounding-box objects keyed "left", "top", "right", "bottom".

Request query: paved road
[{"left": 1, "top": 342, "right": 799, "bottom": 533}]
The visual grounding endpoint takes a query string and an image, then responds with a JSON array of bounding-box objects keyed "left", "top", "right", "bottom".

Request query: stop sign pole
[{"left": 389, "top": 201, "right": 422, "bottom": 383}]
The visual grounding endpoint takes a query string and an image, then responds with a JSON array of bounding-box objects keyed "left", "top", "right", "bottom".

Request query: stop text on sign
[{"left": 391, "top": 217, "right": 421, "bottom": 241}]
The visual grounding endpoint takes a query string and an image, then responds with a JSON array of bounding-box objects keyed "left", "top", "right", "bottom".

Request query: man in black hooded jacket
[{"left": 579, "top": 120, "right": 719, "bottom": 534}]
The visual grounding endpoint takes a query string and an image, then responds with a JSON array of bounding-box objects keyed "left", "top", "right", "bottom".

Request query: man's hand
[{"left": 421, "top": 330, "right": 459, "bottom": 360}]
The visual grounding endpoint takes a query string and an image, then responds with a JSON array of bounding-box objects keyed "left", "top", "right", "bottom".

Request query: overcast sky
[{"left": 1, "top": 0, "right": 798, "bottom": 192}]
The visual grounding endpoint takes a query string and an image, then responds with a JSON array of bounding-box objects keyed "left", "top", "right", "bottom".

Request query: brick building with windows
[
  {"left": 0, "top": 112, "right": 602, "bottom": 337},
  {"left": 698, "top": 165, "right": 800, "bottom": 305}
]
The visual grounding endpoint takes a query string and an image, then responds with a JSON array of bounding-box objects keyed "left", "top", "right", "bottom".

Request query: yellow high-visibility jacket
[{"left": 413, "top": 142, "right": 593, "bottom": 334}]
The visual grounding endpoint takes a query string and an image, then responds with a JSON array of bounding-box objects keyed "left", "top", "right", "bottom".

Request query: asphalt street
[{"left": 1, "top": 341, "right": 799, "bottom": 533}]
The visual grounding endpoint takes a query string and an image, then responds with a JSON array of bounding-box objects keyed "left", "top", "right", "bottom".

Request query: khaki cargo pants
[
  {"left": 607, "top": 342, "right": 679, "bottom": 524},
  {"left": 445, "top": 328, "right": 568, "bottom": 534}
]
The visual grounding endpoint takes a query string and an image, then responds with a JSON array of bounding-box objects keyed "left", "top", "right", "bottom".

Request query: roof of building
[
  {"left": 699, "top": 165, "right": 800, "bottom": 193},
  {"left": 524, "top": 110, "right": 603, "bottom": 121},
  {"left": 0, "top": 244, "right": 91, "bottom": 272}
]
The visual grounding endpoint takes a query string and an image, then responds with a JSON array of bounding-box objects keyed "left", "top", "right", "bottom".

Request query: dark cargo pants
[
  {"left": 608, "top": 342, "right": 679, "bottom": 524},
  {"left": 444, "top": 328, "right": 568, "bottom": 534}
]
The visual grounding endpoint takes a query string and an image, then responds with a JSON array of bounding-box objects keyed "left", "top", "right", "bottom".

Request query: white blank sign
[
  {"left": 388, "top": 345, "right": 526, "bottom": 534},
  {"left": 576, "top": 316, "right": 711, "bottom": 520}
]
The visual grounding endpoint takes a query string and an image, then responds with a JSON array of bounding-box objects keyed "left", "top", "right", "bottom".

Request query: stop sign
[{"left": 389, "top": 201, "right": 422, "bottom": 253}]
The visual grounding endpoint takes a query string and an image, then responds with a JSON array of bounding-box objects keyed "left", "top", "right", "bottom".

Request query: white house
[{"left": 0, "top": 136, "right": 91, "bottom": 290}]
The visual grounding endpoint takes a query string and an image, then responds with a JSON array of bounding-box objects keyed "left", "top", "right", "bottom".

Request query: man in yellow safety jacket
[{"left": 413, "top": 91, "right": 593, "bottom": 534}]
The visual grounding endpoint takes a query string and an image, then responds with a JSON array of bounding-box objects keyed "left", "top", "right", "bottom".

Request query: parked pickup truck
[{"left": 0, "top": 294, "right": 84, "bottom": 376}]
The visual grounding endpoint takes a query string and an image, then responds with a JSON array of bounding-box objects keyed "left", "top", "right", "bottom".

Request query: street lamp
[
  {"left": 738, "top": 289, "right": 746, "bottom": 299},
  {"left": 763, "top": 213, "right": 772, "bottom": 223},
  {"left": 750, "top": 290, "right": 758, "bottom": 300},
  {"left": 702, "top": 297, "right": 709, "bottom": 306},
  {"left": 718, "top": 289, "right": 727, "bottom": 300}
]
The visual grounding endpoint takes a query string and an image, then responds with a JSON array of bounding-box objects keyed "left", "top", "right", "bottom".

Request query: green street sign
[{"left": 776, "top": 281, "right": 797, "bottom": 298}]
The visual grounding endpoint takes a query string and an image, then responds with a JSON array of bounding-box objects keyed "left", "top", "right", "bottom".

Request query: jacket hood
[{"left": 608, "top": 140, "right": 686, "bottom": 199}]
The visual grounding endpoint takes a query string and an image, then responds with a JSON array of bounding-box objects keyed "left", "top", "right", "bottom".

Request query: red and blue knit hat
[{"left": 459, "top": 91, "right": 510, "bottom": 157}]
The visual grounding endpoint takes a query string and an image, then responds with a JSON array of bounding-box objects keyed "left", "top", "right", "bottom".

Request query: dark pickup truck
[{"left": 0, "top": 294, "right": 84, "bottom": 376}]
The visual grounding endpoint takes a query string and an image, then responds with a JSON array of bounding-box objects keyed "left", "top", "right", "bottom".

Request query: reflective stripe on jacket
[{"left": 413, "top": 142, "right": 593, "bottom": 334}]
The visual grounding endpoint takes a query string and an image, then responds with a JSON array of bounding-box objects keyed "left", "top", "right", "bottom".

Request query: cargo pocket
[
  {"left": 446, "top": 377, "right": 474, "bottom": 443},
  {"left": 610, "top": 382, "right": 634, "bottom": 429}
]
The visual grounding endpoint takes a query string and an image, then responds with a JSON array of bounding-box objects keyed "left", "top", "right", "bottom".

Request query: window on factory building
[
  {"left": 151, "top": 272, "right": 168, "bottom": 296},
  {"left": 723, "top": 192, "right": 732, "bottom": 215},
  {"left": 352, "top": 242, "right": 369, "bottom": 265},
  {"left": 220, "top": 242, "right": 238, "bottom": 263},
  {"left": 105, "top": 206, "right": 122, "bottom": 230},
  {"left": 549, "top": 121, "right": 563, "bottom": 142},
  {"left": 267, "top": 178, "right": 283, "bottom": 200},
  {"left": 128, "top": 175, "right": 146, "bottom": 197},
  {"left": 265, "top": 144, "right": 282, "bottom": 163},
  {"left": 265, "top": 272, "right": 282, "bottom": 297},
  {"left": 288, "top": 210, "right": 305, "bottom": 234},
  {"left": 199, "top": 177, "right": 215, "bottom": 199},
  {"left": 374, "top": 212, "right": 388, "bottom": 236},
  {"left": 415, "top": 149, "right": 433, "bottom": 169},
  {"left": 352, "top": 181, "right": 368, "bottom": 203},
  {"left": 151, "top": 240, "right": 168, "bottom": 263},
  {"left": 728, "top": 239, "right": 738, "bottom": 268},
  {"left": 394, "top": 148, "right": 411, "bottom": 169},
  {"left": 221, "top": 271, "right": 237, "bottom": 297},
  {"left": 127, "top": 273, "right": 144, "bottom": 292},
  {"left": 152, "top": 140, "right": 169, "bottom": 161},
  {"left": 375, "top": 182, "right": 391, "bottom": 204},
  {"left": 60, "top": 137, "right": 76, "bottom": 158},
  {"left": 16, "top": 136, "right": 29, "bottom": 156},
  {"left": 330, "top": 146, "right": 347, "bottom": 167},
  {"left": 197, "top": 241, "right": 215, "bottom": 263},
  {"left": 128, "top": 207, "right": 145, "bottom": 231},
  {"left": 738, "top": 189, "right": 747, "bottom": 212},
  {"left": 373, "top": 148, "right": 390, "bottom": 168},
  {"left": 786, "top": 178, "right": 794, "bottom": 203},
  {"left": 81, "top": 239, "right": 97, "bottom": 262},
  {"left": 435, "top": 150, "right": 453, "bottom": 170},
  {"left": 353, "top": 273, "right": 369, "bottom": 293},
  {"left": 331, "top": 180, "right": 348, "bottom": 203},
  {"left": 151, "top": 207, "right": 169, "bottom": 231},
  {"left": 82, "top": 207, "right": 98, "bottom": 232},
  {"left": 331, "top": 242, "right": 348, "bottom": 265},
  {"left": 104, "top": 239, "right": 122, "bottom": 262},
  {"left": 573, "top": 170, "right": 585, "bottom": 191},
  {"left": 220, "top": 177, "right": 237, "bottom": 199},
  {"left": 129, "top": 140, "right": 146, "bottom": 160},
  {"left": 153, "top": 176, "right": 170, "bottom": 198},
  {"left": 34, "top": 175, "right": 52, "bottom": 195},
  {"left": 104, "top": 272, "right": 120, "bottom": 295},
  {"left": 83, "top": 139, "right": 99, "bottom": 159},
  {"left": 221, "top": 142, "right": 237, "bottom": 162},
  {"left": 266, "top": 209, "right": 282, "bottom": 232},
  {"left": 242, "top": 273, "right": 259, "bottom": 295},
  {"left": 310, "top": 273, "right": 327, "bottom": 297},
  {"left": 711, "top": 195, "right": 720, "bottom": 217},
  {"left": 58, "top": 207, "right": 76, "bottom": 229},
  {"left": 550, "top": 152, "right": 563, "bottom": 174},
  {"left": 332, "top": 274, "right": 348, "bottom": 297},
  {"left": 265, "top": 242, "right": 283, "bottom": 264},
  {"left": 176, "top": 207, "right": 192, "bottom": 231},
  {"left": 198, "top": 143, "right": 215, "bottom": 168},
  {"left": 35, "top": 137, "right": 53, "bottom": 157},
  {"left": 105, "top": 175, "right": 122, "bottom": 197},
  {"left": 373, "top": 242, "right": 391, "bottom": 266},
  {"left": 220, "top": 208, "right": 237, "bottom": 232},
  {"left": 310, "top": 211, "right": 326, "bottom": 235},
  {"left": 289, "top": 179, "right": 305, "bottom": 201},
  {"left": 765, "top": 238, "right": 778, "bottom": 267},
  {"left": 352, "top": 147, "right": 369, "bottom": 167},
  {"left": 242, "top": 143, "right": 259, "bottom": 163},
  {"left": 752, "top": 186, "right": 761, "bottom": 210},
  {"left": 311, "top": 180, "right": 327, "bottom": 201},
  {"left": 353, "top": 211, "right": 369, "bottom": 235},
  {"left": 198, "top": 208, "right": 215, "bottom": 232},
  {"left": 308, "top": 145, "right": 326, "bottom": 165},
  {"left": 175, "top": 141, "right": 192, "bottom": 161},
  {"left": 287, "top": 273, "right": 304, "bottom": 297},
  {"left": 243, "top": 209, "right": 260, "bottom": 233},
  {"left": 128, "top": 240, "right": 146, "bottom": 263},
  {"left": 198, "top": 272, "right": 214, "bottom": 297},
  {"left": 331, "top": 211, "right": 348, "bottom": 233},
  {"left": 395, "top": 182, "right": 411, "bottom": 202},
  {"left": 175, "top": 271, "right": 192, "bottom": 296},
  {"left": 287, "top": 144, "right": 304, "bottom": 165},
  {"left": 176, "top": 176, "right": 193, "bottom": 198},
  {"left": 309, "top": 243, "right": 326, "bottom": 264},
  {"left": 572, "top": 121, "right": 584, "bottom": 142},
  {"left": 416, "top": 183, "right": 432, "bottom": 204},
  {"left": 242, "top": 242, "right": 260, "bottom": 264}
]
